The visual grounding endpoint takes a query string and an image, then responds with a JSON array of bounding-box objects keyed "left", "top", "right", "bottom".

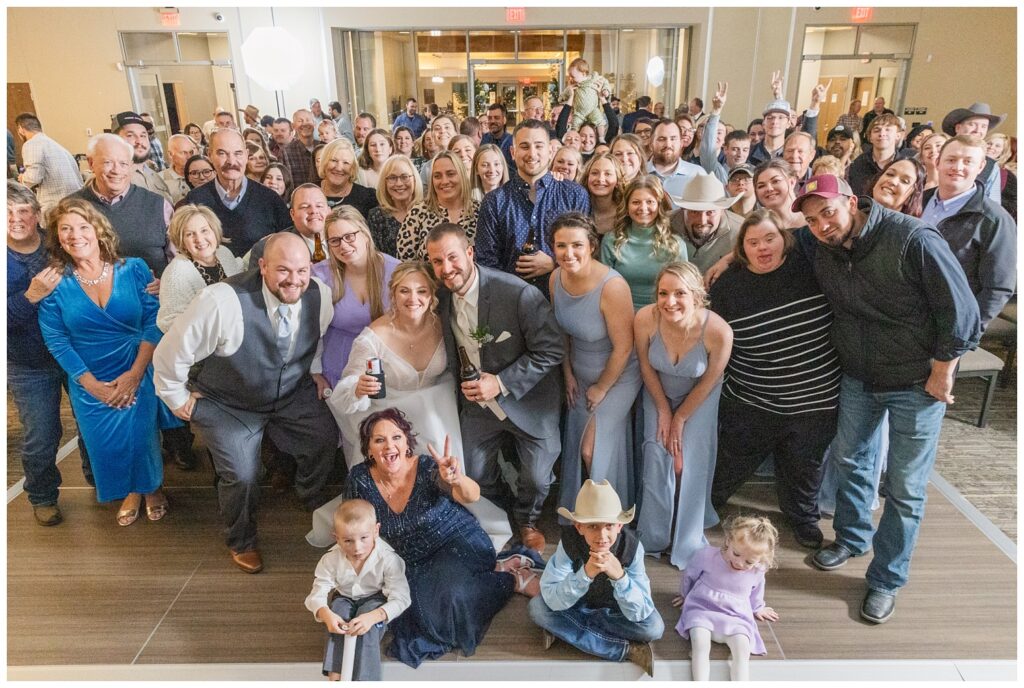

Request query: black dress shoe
[
  {"left": 860, "top": 589, "right": 896, "bottom": 624},
  {"left": 812, "top": 542, "right": 855, "bottom": 570},
  {"left": 793, "top": 523, "right": 824, "bottom": 549}
]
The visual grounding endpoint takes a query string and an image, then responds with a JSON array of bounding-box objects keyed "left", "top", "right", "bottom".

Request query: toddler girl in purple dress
[{"left": 673, "top": 515, "right": 779, "bottom": 681}]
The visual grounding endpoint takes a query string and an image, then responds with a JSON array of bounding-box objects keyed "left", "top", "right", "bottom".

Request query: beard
[{"left": 652, "top": 149, "right": 680, "bottom": 167}]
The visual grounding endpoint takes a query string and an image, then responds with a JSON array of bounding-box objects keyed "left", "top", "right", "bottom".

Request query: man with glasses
[{"left": 185, "top": 128, "right": 290, "bottom": 258}]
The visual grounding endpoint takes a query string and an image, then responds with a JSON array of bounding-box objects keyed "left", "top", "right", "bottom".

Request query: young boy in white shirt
[{"left": 304, "top": 499, "right": 411, "bottom": 680}]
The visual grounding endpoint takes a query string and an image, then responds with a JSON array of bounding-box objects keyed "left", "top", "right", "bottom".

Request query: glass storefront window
[{"left": 341, "top": 27, "right": 688, "bottom": 125}]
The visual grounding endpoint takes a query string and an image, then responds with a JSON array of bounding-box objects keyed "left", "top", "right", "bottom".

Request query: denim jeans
[
  {"left": 528, "top": 595, "right": 665, "bottom": 662},
  {"left": 8, "top": 363, "right": 65, "bottom": 505},
  {"left": 829, "top": 375, "right": 946, "bottom": 595}
]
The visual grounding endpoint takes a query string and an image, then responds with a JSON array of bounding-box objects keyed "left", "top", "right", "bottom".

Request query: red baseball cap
[{"left": 792, "top": 174, "right": 855, "bottom": 213}]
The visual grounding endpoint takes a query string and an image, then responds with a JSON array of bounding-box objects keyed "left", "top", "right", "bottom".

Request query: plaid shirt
[
  {"left": 279, "top": 138, "right": 318, "bottom": 186},
  {"left": 19, "top": 133, "right": 83, "bottom": 215},
  {"left": 836, "top": 113, "right": 863, "bottom": 134}
]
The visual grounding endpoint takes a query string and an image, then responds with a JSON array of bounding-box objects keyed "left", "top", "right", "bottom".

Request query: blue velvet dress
[
  {"left": 38, "top": 258, "right": 173, "bottom": 503},
  {"left": 345, "top": 455, "right": 515, "bottom": 667}
]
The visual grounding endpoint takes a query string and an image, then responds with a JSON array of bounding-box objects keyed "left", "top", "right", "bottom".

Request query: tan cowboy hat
[
  {"left": 244, "top": 104, "right": 260, "bottom": 120},
  {"left": 941, "top": 102, "right": 1006, "bottom": 136},
  {"left": 557, "top": 479, "right": 635, "bottom": 524},
  {"left": 670, "top": 173, "right": 742, "bottom": 211}
]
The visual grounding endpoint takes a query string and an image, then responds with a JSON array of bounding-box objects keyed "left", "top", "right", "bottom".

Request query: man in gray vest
[
  {"left": 66, "top": 133, "right": 174, "bottom": 277},
  {"left": 154, "top": 233, "right": 336, "bottom": 574}
]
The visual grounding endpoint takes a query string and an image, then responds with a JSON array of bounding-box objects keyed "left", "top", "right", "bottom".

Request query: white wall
[{"left": 6, "top": 6, "right": 1016, "bottom": 157}]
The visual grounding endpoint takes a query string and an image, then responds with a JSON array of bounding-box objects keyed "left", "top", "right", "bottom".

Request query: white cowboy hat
[
  {"left": 670, "top": 173, "right": 742, "bottom": 211},
  {"left": 557, "top": 479, "right": 635, "bottom": 525}
]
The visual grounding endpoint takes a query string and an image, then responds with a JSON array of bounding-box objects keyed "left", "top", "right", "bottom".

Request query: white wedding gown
[{"left": 307, "top": 327, "right": 512, "bottom": 552}]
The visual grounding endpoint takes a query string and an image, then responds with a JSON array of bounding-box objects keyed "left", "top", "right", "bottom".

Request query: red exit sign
[
  {"left": 851, "top": 7, "right": 874, "bottom": 22},
  {"left": 506, "top": 7, "right": 526, "bottom": 24}
]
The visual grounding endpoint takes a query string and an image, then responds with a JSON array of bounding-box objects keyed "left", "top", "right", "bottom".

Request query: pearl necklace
[{"left": 73, "top": 262, "right": 110, "bottom": 286}]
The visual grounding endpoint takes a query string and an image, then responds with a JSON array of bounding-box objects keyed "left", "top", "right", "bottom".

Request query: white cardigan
[{"left": 156, "top": 246, "right": 246, "bottom": 333}]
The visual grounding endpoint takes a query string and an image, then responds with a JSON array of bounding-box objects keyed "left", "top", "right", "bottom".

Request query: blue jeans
[
  {"left": 528, "top": 595, "right": 664, "bottom": 662},
  {"left": 8, "top": 363, "right": 63, "bottom": 505},
  {"left": 830, "top": 375, "right": 946, "bottom": 595}
]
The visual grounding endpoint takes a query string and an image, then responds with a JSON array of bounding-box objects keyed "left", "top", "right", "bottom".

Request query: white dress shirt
[
  {"left": 153, "top": 275, "right": 333, "bottom": 410},
  {"left": 303, "top": 538, "right": 411, "bottom": 623},
  {"left": 450, "top": 267, "right": 508, "bottom": 420}
]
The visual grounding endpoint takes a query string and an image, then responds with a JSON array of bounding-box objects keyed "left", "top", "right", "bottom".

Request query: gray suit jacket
[{"left": 438, "top": 264, "right": 564, "bottom": 439}]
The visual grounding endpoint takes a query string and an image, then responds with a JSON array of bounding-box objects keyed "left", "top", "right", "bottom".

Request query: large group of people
[{"left": 7, "top": 67, "right": 1016, "bottom": 680}]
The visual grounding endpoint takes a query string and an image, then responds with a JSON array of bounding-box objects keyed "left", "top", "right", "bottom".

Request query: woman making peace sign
[{"left": 343, "top": 408, "right": 541, "bottom": 668}]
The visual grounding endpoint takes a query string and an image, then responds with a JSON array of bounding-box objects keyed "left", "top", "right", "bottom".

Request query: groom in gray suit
[{"left": 426, "top": 223, "right": 564, "bottom": 552}]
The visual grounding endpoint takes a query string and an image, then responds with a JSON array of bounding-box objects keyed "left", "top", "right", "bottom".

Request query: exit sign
[
  {"left": 506, "top": 7, "right": 526, "bottom": 24},
  {"left": 851, "top": 7, "right": 874, "bottom": 22}
]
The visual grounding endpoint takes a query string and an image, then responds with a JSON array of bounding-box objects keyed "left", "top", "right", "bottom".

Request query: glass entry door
[{"left": 468, "top": 59, "right": 562, "bottom": 121}]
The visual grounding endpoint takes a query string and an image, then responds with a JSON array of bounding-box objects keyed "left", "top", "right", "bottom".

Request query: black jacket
[
  {"left": 796, "top": 198, "right": 981, "bottom": 388},
  {"left": 923, "top": 182, "right": 1017, "bottom": 329}
]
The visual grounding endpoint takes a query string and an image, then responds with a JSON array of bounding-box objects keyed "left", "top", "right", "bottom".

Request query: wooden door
[
  {"left": 815, "top": 75, "right": 848, "bottom": 147},
  {"left": 7, "top": 83, "right": 37, "bottom": 167},
  {"left": 851, "top": 77, "right": 875, "bottom": 112}
]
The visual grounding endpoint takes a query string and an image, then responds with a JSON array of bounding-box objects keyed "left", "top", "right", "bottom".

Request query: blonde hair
[
  {"left": 985, "top": 132, "right": 1013, "bottom": 166},
  {"left": 721, "top": 515, "right": 779, "bottom": 569},
  {"left": 334, "top": 499, "right": 377, "bottom": 529},
  {"left": 46, "top": 197, "right": 122, "bottom": 269},
  {"left": 318, "top": 137, "right": 357, "bottom": 181},
  {"left": 610, "top": 134, "right": 649, "bottom": 180},
  {"left": 811, "top": 155, "right": 845, "bottom": 177},
  {"left": 387, "top": 261, "right": 439, "bottom": 316},
  {"left": 376, "top": 155, "right": 423, "bottom": 215},
  {"left": 323, "top": 206, "right": 386, "bottom": 319},
  {"left": 654, "top": 262, "right": 709, "bottom": 312},
  {"left": 167, "top": 204, "right": 224, "bottom": 257},
  {"left": 581, "top": 152, "right": 626, "bottom": 208},
  {"left": 471, "top": 144, "right": 509, "bottom": 196},
  {"left": 357, "top": 128, "right": 394, "bottom": 170},
  {"left": 568, "top": 57, "right": 591, "bottom": 75},
  {"left": 552, "top": 146, "right": 583, "bottom": 183},
  {"left": 426, "top": 150, "right": 474, "bottom": 217},
  {"left": 612, "top": 176, "right": 680, "bottom": 261}
]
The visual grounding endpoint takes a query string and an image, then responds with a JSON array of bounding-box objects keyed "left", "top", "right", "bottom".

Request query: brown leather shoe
[
  {"left": 230, "top": 549, "right": 264, "bottom": 574},
  {"left": 520, "top": 525, "right": 546, "bottom": 553}
]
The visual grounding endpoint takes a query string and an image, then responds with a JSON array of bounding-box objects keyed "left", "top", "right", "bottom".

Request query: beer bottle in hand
[
  {"left": 520, "top": 225, "right": 539, "bottom": 256},
  {"left": 458, "top": 346, "right": 480, "bottom": 382},
  {"left": 366, "top": 358, "right": 386, "bottom": 399},
  {"left": 312, "top": 232, "right": 327, "bottom": 262}
]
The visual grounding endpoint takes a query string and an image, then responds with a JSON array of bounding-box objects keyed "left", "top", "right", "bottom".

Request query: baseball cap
[
  {"left": 728, "top": 163, "right": 755, "bottom": 179},
  {"left": 763, "top": 99, "right": 793, "bottom": 117},
  {"left": 791, "top": 174, "right": 854, "bottom": 213},
  {"left": 827, "top": 125, "right": 855, "bottom": 141},
  {"left": 112, "top": 111, "right": 146, "bottom": 132}
]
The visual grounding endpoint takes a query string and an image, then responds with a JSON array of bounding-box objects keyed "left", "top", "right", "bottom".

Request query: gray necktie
[
  {"left": 276, "top": 304, "right": 293, "bottom": 360},
  {"left": 455, "top": 296, "right": 470, "bottom": 336}
]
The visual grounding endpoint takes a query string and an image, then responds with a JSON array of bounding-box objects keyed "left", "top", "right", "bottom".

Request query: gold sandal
[
  {"left": 145, "top": 493, "right": 169, "bottom": 522},
  {"left": 117, "top": 495, "right": 141, "bottom": 527}
]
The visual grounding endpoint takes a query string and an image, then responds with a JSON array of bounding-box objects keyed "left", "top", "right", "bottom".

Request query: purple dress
[
  {"left": 675, "top": 544, "right": 768, "bottom": 655},
  {"left": 312, "top": 254, "right": 399, "bottom": 387}
]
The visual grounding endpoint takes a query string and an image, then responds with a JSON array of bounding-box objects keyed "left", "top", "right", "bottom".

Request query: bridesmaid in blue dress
[
  {"left": 37, "top": 198, "right": 173, "bottom": 526},
  {"left": 548, "top": 212, "right": 642, "bottom": 516},
  {"left": 634, "top": 262, "right": 732, "bottom": 570},
  {"left": 344, "top": 408, "right": 537, "bottom": 667},
  {"left": 311, "top": 205, "right": 399, "bottom": 388}
]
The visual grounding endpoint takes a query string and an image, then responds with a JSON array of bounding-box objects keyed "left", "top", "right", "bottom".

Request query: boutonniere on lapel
[{"left": 470, "top": 325, "right": 512, "bottom": 346}]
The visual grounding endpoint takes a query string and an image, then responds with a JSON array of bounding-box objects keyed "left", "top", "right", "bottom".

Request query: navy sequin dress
[{"left": 345, "top": 455, "right": 515, "bottom": 666}]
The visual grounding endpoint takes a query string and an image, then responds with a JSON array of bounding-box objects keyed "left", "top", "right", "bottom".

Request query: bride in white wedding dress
[{"left": 307, "top": 262, "right": 511, "bottom": 550}]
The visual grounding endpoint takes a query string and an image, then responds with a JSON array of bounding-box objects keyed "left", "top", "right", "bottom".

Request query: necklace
[{"left": 73, "top": 262, "right": 110, "bottom": 286}]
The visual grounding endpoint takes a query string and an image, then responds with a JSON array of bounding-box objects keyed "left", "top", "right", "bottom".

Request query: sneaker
[
  {"left": 32, "top": 504, "right": 63, "bottom": 526},
  {"left": 626, "top": 641, "right": 654, "bottom": 676}
]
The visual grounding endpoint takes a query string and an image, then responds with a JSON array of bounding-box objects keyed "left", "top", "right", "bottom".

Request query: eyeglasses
[
  {"left": 385, "top": 174, "right": 414, "bottom": 184},
  {"left": 188, "top": 168, "right": 215, "bottom": 179},
  {"left": 326, "top": 232, "right": 360, "bottom": 247}
]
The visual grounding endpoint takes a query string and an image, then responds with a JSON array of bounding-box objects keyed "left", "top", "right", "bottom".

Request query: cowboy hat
[
  {"left": 670, "top": 173, "right": 742, "bottom": 211},
  {"left": 941, "top": 102, "right": 1006, "bottom": 136},
  {"left": 244, "top": 104, "right": 260, "bottom": 120},
  {"left": 557, "top": 479, "right": 635, "bottom": 525}
]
